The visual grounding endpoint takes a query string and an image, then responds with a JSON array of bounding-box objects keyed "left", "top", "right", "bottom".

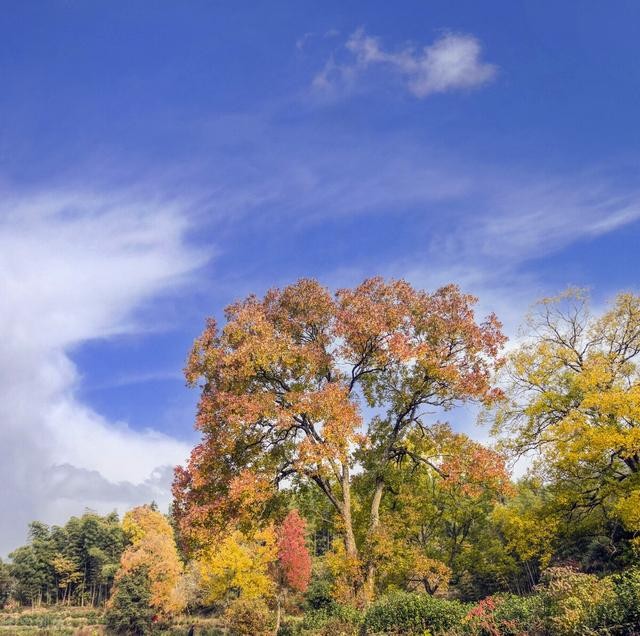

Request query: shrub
[
  {"left": 105, "top": 566, "right": 154, "bottom": 635},
  {"left": 363, "top": 591, "right": 468, "bottom": 635},
  {"left": 464, "top": 593, "right": 543, "bottom": 635},
  {"left": 305, "top": 577, "right": 337, "bottom": 612},
  {"left": 224, "top": 596, "right": 275, "bottom": 636},
  {"left": 596, "top": 566, "right": 640, "bottom": 634},
  {"left": 277, "top": 615, "right": 304, "bottom": 636},
  {"left": 536, "top": 566, "right": 616, "bottom": 636},
  {"left": 313, "top": 615, "right": 362, "bottom": 636},
  {"left": 300, "top": 604, "right": 363, "bottom": 635}
]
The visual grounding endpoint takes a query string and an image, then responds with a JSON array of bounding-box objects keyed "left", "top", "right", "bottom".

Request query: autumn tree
[
  {"left": 492, "top": 290, "right": 640, "bottom": 543},
  {"left": 198, "top": 526, "right": 277, "bottom": 604},
  {"left": 274, "top": 509, "right": 312, "bottom": 632},
  {"left": 107, "top": 505, "right": 185, "bottom": 626},
  {"left": 366, "top": 425, "right": 511, "bottom": 596},
  {"left": 51, "top": 554, "right": 82, "bottom": 605},
  {"left": 491, "top": 480, "right": 560, "bottom": 591},
  {"left": 277, "top": 509, "right": 312, "bottom": 594},
  {"left": 174, "top": 277, "right": 505, "bottom": 598}
]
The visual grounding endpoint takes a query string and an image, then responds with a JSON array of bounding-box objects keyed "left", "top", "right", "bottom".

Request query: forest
[{"left": 1, "top": 277, "right": 640, "bottom": 635}]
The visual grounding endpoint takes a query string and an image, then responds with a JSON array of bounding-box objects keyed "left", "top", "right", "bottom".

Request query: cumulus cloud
[
  {"left": 313, "top": 29, "right": 497, "bottom": 98},
  {"left": 0, "top": 189, "right": 205, "bottom": 555}
]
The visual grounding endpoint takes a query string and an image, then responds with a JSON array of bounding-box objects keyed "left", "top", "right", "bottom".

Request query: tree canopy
[{"left": 173, "top": 277, "right": 505, "bottom": 598}]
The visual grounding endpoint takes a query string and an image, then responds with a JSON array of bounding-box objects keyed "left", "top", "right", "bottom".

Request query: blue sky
[{"left": 1, "top": 1, "right": 640, "bottom": 554}]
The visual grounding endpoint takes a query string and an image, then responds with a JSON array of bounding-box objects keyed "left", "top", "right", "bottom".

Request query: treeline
[
  {"left": 1, "top": 278, "right": 640, "bottom": 635},
  {"left": 1, "top": 511, "right": 124, "bottom": 607}
]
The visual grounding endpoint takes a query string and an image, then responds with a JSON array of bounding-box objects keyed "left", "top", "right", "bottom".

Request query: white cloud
[
  {"left": 198, "top": 120, "right": 640, "bottom": 274},
  {"left": 313, "top": 29, "right": 497, "bottom": 98},
  {"left": 468, "top": 178, "right": 640, "bottom": 261},
  {"left": 0, "top": 189, "right": 206, "bottom": 555}
]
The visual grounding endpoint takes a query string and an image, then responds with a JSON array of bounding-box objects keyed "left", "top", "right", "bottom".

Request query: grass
[
  {"left": 0, "top": 605, "right": 105, "bottom": 634},
  {"left": 0, "top": 606, "right": 224, "bottom": 635}
]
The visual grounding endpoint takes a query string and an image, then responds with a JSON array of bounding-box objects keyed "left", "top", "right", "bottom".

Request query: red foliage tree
[{"left": 277, "top": 509, "right": 312, "bottom": 594}]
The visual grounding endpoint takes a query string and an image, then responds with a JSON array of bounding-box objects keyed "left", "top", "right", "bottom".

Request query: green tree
[
  {"left": 9, "top": 522, "right": 55, "bottom": 605},
  {"left": 0, "top": 558, "right": 14, "bottom": 608},
  {"left": 105, "top": 566, "right": 154, "bottom": 635},
  {"left": 8, "top": 512, "right": 125, "bottom": 607}
]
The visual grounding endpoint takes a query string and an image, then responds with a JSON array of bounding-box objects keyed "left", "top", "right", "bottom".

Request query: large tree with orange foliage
[{"left": 173, "top": 277, "right": 505, "bottom": 596}]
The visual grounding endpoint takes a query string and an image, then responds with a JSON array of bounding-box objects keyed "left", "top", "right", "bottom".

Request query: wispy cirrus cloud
[
  {"left": 192, "top": 119, "right": 640, "bottom": 269},
  {"left": 191, "top": 120, "right": 640, "bottom": 332},
  {"left": 313, "top": 29, "right": 497, "bottom": 98}
]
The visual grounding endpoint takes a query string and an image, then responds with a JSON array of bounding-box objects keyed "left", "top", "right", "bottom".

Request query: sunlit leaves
[
  {"left": 198, "top": 527, "right": 277, "bottom": 602},
  {"left": 174, "top": 277, "right": 505, "bottom": 569},
  {"left": 277, "top": 510, "right": 312, "bottom": 593},
  {"left": 112, "top": 506, "right": 185, "bottom": 618}
]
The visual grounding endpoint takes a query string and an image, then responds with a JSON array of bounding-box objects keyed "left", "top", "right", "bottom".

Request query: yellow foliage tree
[
  {"left": 198, "top": 526, "right": 277, "bottom": 603},
  {"left": 614, "top": 489, "right": 640, "bottom": 549},
  {"left": 493, "top": 290, "right": 640, "bottom": 524},
  {"left": 492, "top": 490, "right": 558, "bottom": 570},
  {"left": 366, "top": 424, "right": 510, "bottom": 596},
  {"left": 111, "top": 505, "right": 185, "bottom": 618},
  {"left": 51, "top": 554, "right": 82, "bottom": 604}
]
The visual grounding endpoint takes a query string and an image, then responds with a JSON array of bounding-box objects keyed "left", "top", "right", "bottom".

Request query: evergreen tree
[{"left": 105, "top": 566, "right": 153, "bottom": 635}]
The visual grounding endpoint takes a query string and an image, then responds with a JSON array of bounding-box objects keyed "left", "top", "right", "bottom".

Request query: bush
[
  {"left": 464, "top": 593, "right": 543, "bottom": 635},
  {"left": 224, "top": 596, "right": 275, "bottom": 636},
  {"left": 363, "top": 591, "right": 468, "bottom": 635},
  {"left": 277, "top": 615, "right": 304, "bottom": 636},
  {"left": 105, "top": 566, "right": 154, "bottom": 635},
  {"left": 305, "top": 577, "right": 337, "bottom": 612},
  {"left": 596, "top": 566, "right": 640, "bottom": 634},
  {"left": 536, "top": 566, "right": 616, "bottom": 636},
  {"left": 300, "top": 605, "right": 363, "bottom": 636}
]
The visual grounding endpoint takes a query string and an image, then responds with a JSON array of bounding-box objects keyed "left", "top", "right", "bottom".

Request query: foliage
[
  {"left": 464, "top": 593, "right": 543, "bottom": 635},
  {"left": 600, "top": 566, "right": 640, "bottom": 633},
  {"left": 223, "top": 596, "right": 274, "bottom": 636},
  {"left": 105, "top": 565, "right": 154, "bottom": 635},
  {"left": 367, "top": 424, "right": 511, "bottom": 597},
  {"left": 492, "top": 291, "right": 640, "bottom": 557},
  {"left": 0, "top": 560, "right": 14, "bottom": 609},
  {"left": 8, "top": 284, "right": 640, "bottom": 634},
  {"left": 278, "top": 510, "right": 313, "bottom": 594},
  {"left": 198, "top": 526, "right": 277, "bottom": 603},
  {"left": 324, "top": 539, "right": 364, "bottom": 605},
  {"left": 8, "top": 512, "right": 124, "bottom": 607},
  {"left": 174, "top": 277, "right": 505, "bottom": 596},
  {"left": 299, "top": 604, "right": 363, "bottom": 636},
  {"left": 363, "top": 590, "right": 469, "bottom": 635},
  {"left": 536, "top": 566, "right": 616, "bottom": 636},
  {"left": 0, "top": 606, "right": 106, "bottom": 634},
  {"left": 174, "top": 559, "right": 206, "bottom": 611},
  {"left": 304, "top": 575, "right": 336, "bottom": 612},
  {"left": 111, "top": 505, "right": 186, "bottom": 620}
]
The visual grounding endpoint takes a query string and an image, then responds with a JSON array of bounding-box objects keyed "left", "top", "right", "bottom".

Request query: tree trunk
[
  {"left": 340, "top": 463, "right": 358, "bottom": 558},
  {"left": 364, "top": 478, "right": 385, "bottom": 602},
  {"left": 274, "top": 594, "right": 281, "bottom": 636}
]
